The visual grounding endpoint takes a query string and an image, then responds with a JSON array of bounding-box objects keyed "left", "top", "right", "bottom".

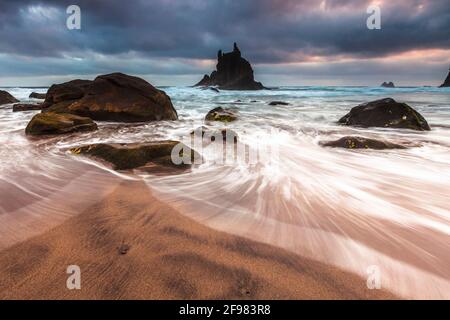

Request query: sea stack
[
  {"left": 440, "top": 68, "right": 450, "bottom": 87},
  {"left": 195, "top": 43, "right": 265, "bottom": 90}
]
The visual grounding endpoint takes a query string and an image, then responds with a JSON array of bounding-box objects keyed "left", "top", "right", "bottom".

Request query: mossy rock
[
  {"left": 25, "top": 112, "right": 98, "bottom": 136},
  {"left": 320, "top": 136, "right": 406, "bottom": 150},
  {"left": 339, "top": 98, "right": 430, "bottom": 131},
  {"left": 205, "top": 107, "right": 238, "bottom": 123},
  {"left": 70, "top": 141, "right": 201, "bottom": 171}
]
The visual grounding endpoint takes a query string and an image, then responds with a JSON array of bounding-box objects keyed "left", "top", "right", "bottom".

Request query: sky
[{"left": 0, "top": 0, "right": 449, "bottom": 87}]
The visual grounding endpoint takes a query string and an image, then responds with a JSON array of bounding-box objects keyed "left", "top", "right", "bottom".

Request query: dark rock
[
  {"left": 440, "top": 68, "right": 450, "bottom": 87},
  {"left": 70, "top": 141, "right": 200, "bottom": 171},
  {"left": 190, "top": 126, "right": 238, "bottom": 144},
  {"left": 13, "top": 103, "right": 43, "bottom": 112},
  {"left": 205, "top": 107, "right": 238, "bottom": 123},
  {"left": 194, "top": 43, "right": 265, "bottom": 90},
  {"left": 118, "top": 243, "right": 130, "bottom": 255},
  {"left": 25, "top": 112, "right": 98, "bottom": 136},
  {"left": 381, "top": 82, "right": 395, "bottom": 88},
  {"left": 29, "top": 92, "right": 47, "bottom": 99},
  {"left": 201, "top": 86, "right": 220, "bottom": 93},
  {"left": 0, "top": 90, "right": 19, "bottom": 105},
  {"left": 43, "top": 73, "right": 178, "bottom": 122},
  {"left": 321, "top": 136, "right": 406, "bottom": 150},
  {"left": 339, "top": 98, "right": 430, "bottom": 131},
  {"left": 269, "top": 101, "right": 289, "bottom": 106}
]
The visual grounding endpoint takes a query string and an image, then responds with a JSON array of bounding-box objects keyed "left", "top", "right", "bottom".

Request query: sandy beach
[{"left": 0, "top": 179, "right": 395, "bottom": 300}]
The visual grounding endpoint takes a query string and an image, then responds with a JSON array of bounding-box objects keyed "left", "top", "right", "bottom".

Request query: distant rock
[
  {"left": 25, "top": 112, "right": 98, "bottom": 136},
  {"left": 381, "top": 82, "right": 395, "bottom": 88},
  {"left": 43, "top": 73, "right": 178, "bottom": 122},
  {"left": 320, "top": 136, "right": 406, "bottom": 150},
  {"left": 269, "top": 101, "right": 289, "bottom": 106},
  {"left": 440, "top": 68, "right": 450, "bottom": 87},
  {"left": 205, "top": 107, "right": 238, "bottom": 123},
  {"left": 13, "top": 103, "right": 43, "bottom": 112},
  {"left": 29, "top": 92, "right": 46, "bottom": 99},
  {"left": 195, "top": 43, "right": 265, "bottom": 90},
  {"left": 339, "top": 98, "right": 430, "bottom": 131},
  {"left": 70, "top": 141, "right": 199, "bottom": 171},
  {"left": 0, "top": 90, "right": 19, "bottom": 105}
]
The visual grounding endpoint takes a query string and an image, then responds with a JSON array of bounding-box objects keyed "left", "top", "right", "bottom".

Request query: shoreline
[{"left": 0, "top": 179, "right": 395, "bottom": 299}]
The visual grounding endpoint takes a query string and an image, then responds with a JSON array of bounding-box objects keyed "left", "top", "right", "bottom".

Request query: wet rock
[
  {"left": 190, "top": 126, "right": 238, "bottom": 143},
  {"left": 25, "top": 112, "right": 98, "bottom": 136},
  {"left": 0, "top": 90, "right": 19, "bottom": 105},
  {"left": 320, "top": 136, "right": 406, "bottom": 150},
  {"left": 13, "top": 103, "right": 43, "bottom": 112},
  {"left": 269, "top": 101, "right": 289, "bottom": 106},
  {"left": 381, "top": 82, "right": 395, "bottom": 88},
  {"left": 194, "top": 43, "right": 265, "bottom": 90},
  {"left": 43, "top": 73, "right": 178, "bottom": 122},
  {"left": 205, "top": 107, "right": 238, "bottom": 123},
  {"left": 338, "top": 98, "right": 430, "bottom": 131},
  {"left": 70, "top": 141, "right": 200, "bottom": 171},
  {"left": 29, "top": 92, "right": 47, "bottom": 99}
]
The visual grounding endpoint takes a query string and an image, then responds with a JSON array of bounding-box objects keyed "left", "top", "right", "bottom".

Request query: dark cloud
[{"left": 0, "top": 0, "right": 449, "bottom": 85}]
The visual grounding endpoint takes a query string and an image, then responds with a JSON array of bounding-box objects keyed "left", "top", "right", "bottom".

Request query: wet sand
[{"left": 0, "top": 179, "right": 395, "bottom": 300}]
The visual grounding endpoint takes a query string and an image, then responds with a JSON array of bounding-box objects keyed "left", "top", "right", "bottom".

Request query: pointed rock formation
[
  {"left": 195, "top": 43, "right": 265, "bottom": 90},
  {"left": 440, "top": 68, "right": 450, "bottom": 87}
]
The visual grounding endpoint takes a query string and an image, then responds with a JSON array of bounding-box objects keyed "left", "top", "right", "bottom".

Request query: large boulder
[
  {"left": 70, "top": 141, "right": 200, "bottom": 171},
  {"left": 43, "top": 73, "right": 178, "bottom": 122},
  {"left": 440, "top": 69, "right": 450, "bottom": 87},
  {"left": 320, "top": 136, "right": 406, "bottom": 150},
  {"left": 205, "top": 107, "right": 238, "bottom": 123},
  {"left": 0, "top": 90, "right": 19, "bottom": 105},
  {"left": 13, "top": 103, "right": 43, "bottom": 112},
  {"left": 339, "top": 98, "right": 430, "bottom": 131},
  {"left": 29, "top": 92, "right": 47, "bottom": 99},
  {"left": 194, "top": 43, "right": 265, "bottom": 90},
  {"left": 25, "top": 112, "right": 98, "bottom": 136}
]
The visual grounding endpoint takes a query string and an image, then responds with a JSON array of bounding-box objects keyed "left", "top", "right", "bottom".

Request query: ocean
[{"left": 1, "top": 86, "right": 449, "bottom": 298}]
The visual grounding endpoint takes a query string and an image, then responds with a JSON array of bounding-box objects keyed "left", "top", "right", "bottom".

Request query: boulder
[
  {"left": 13, "top": 103, "right": 43, "bottom": 112},
  {"left": 190, "top": 126, "right": 238, "bottom": 143},
  {"left": 269, "top": 101, "right": 290, "bottom": 106},
  {"left": 43, "top": 73, "right": 178, "bottom": 122},
  {"left": 381, "top": 82, "right": 395, "bottom": 88},
  {"left": 339, "top": 98, "right": 430, "bottom": 131},
  {"left": 0, "top": 90, "right": 19, "bottom": 105},
  {"left": 320, "top": 136, "right": 406, "bottom": 150},
  {"left": 440, "top": 69, "right": 450, "bottom": 87},
  {"left": 25, "top": 112, "right": 98, "bottom": 136},
  {"left": 70, "top": 141, "right": 200, "bottom": 171},
  {"left": 194, "top": 43, "right": 265, "bottom": 90},
  {"left": 29, "top": 92, "right": 47, "bottom": 99},
  {"left": 205, "top": 107, "right": 238, "bottom": 123}
]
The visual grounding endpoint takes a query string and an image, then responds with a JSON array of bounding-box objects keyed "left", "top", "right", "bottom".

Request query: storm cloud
[{"left": 0, "top": 0, "right": 449, "bottom": 86}]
